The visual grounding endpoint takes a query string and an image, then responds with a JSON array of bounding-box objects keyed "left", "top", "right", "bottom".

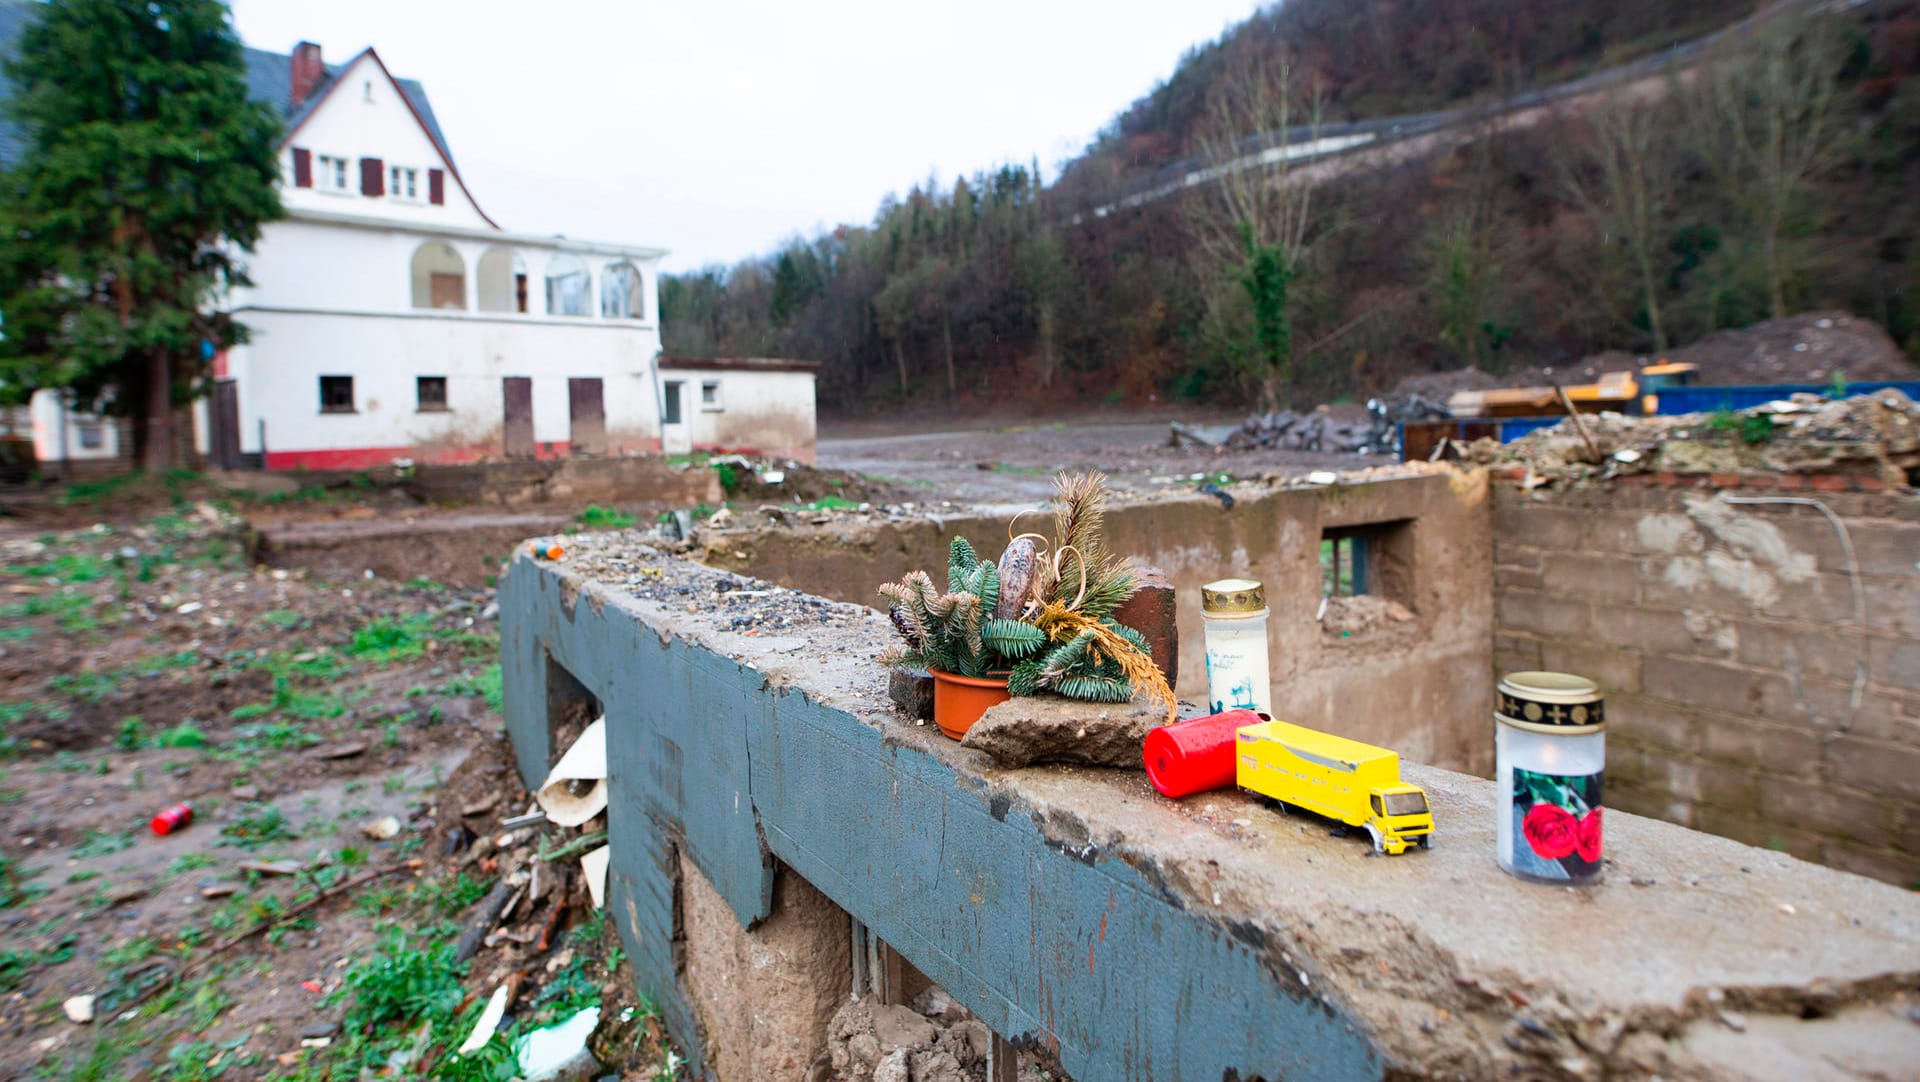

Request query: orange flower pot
[{"left": 929, "top": 669, "right": 1011, "bottom": 740}]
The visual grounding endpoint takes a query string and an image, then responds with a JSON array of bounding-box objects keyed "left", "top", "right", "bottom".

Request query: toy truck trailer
[{"left": 1234, "top": 719, "right": 1433, "bottom": 854}]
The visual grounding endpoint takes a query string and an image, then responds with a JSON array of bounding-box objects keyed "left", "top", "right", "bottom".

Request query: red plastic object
[
  {"left": 1143, "top": 710, "right": 1265, "bottom": 798},
  {"left": 150, "top": 802, "right": 194, "bottom": 836}
]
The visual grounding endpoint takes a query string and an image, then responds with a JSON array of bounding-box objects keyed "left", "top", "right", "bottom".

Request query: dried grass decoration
[{"left": 879, "top": 471, "right": 1176, "bottom": 722}]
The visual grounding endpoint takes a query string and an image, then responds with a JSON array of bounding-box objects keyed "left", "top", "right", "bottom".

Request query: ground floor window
[
  {"left": 417, "top": 376, "right": 448, "bottom": 412},
  {"left": 76, "top": 423, "right": 104, "bottom": 450},
  {"left": 700, "top": 379, "right": 723, "bottom": 411},
  {"left": 320, "top": 376, "right": 355, "bottom": 414}
]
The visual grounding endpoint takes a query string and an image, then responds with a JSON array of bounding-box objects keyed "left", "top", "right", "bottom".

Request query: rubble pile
[
  {"left": 822, "top": 989, "right": 1051, "bottom": 1082},
  {"left": 1463, "top": 388, "right": 1919, "bottom": 486}
]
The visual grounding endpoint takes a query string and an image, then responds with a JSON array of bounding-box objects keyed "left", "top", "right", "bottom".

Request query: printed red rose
[
  {"left": 1522, "top": 803, "right": 1579, "bottom": 859},
  {"left": 1575, "top": 807, "right": 1603, "bottom": 863}
]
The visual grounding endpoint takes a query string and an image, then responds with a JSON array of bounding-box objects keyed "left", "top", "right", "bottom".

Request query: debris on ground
[
  {"left": 1320, "top": 595, "right": 1417, "bottom": 637},
  {"left": 823, "top": 989, "right": 1058, "bottom": 1082},
  {"left": 1460, "top": 388, "right": 1919, "bottom": 487}
]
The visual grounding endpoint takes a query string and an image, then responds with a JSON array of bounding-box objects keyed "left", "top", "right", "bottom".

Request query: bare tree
[
  {"left": 1555, "top": 90, "right": 1677, "bottom": 350},
  {"left": 1190, "top": 45, "right": 1326, "bottom": 407},
  {"left": 1689, "top": 14, "right": 1845, "bottom": 320}
]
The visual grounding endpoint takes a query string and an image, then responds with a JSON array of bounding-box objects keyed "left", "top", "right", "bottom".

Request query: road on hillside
[{"left": 1077, "top": 0, "right": 1826, "bottom": 221}]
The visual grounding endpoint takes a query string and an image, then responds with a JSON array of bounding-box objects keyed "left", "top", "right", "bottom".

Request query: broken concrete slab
[{"left": 959, "top": 691, "right": 1176, "bottom": 769}]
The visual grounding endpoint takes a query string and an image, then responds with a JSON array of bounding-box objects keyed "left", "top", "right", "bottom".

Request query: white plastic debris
[
  {"left": 758, "top": 470, "right": 785, "bottom": 484},
  {"left": 176, "top": 601, "right": 204, "bottom": 615},
  {"left": 536, "top": 718, "right": 608, "bottom": 827},
  {"left": 457, "top": 984, "right": 511, "bottom": 1055},
  {"left": 580, "top": 845, "right": 611, "bottom": 910},
  {"left": 1612, "top": 449, "right": 1642, "bottom": 463},
  {"left": 361, "top": 815, "right": 401, "bottom": 840},
  {"left": 514, "top": 1006, "right": 601, "bottom": 1081},
  {"left": 63, "top": 995, "right": 95, "bottom": 1023},
  {"left": 1305, "top": 471, "right": 1338, "bottom": 485}
]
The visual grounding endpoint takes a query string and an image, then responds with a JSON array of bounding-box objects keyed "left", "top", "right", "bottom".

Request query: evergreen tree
[{"left": 0, "top": 0, "right": 282, "bottom": 470}]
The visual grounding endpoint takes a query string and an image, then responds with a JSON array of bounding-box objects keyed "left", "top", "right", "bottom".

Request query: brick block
[
  {"left": 1899, "top": 803, "right": 1920, "bottom": 855},
  {"left": 1818, "top": 842, "right": 1917, "bottom": 888},
  {"left": 1773, "top": 473, "right": 1806, "bottom": 491},
  {"left": 1587, "top": 606, "right": 1711, "bottom": 655},
  {"left": 888, "top": 667, "right": 933, "bottom": 720},
  {"left": 1863, "top": 576, "right": 1919, "bottom": 637},
  {"left": 1810, "top": 474, "right": 1849, "bottom": 493},
  {"left": 1735, "top": 621, "right": 1873, "bottom": 686},
  {"left": 1494, "top": 591, "right": 1590, "bottom": 638},
  {"left": 1539, "top": 641, "right": 1642, "bottom": 695},
  {"left": 1748, "top": 672, "right": 1857, "bottom": 731},
  {"left": 1849, "top": 522, "right": 1920, "bottom": 578},
  {"left": 1642, "top": 656, "right": 1756, "bottom": 716},
  {"left": 1868, "top": 637, "right": 1920, "bottom": 694},
  {"left": 1608, "top": 695, "right": 1704, "bottom": 756},
  {"left": 1767, "top": 781, "right": 1891, "bottom": 848},
  {"left": 1692, "top": 807, "right": 1821, "bottom": 861},
  {"left": 1491, "top": 546, "right": 1543, "bottom": 571},
  {"left": 1494, "top": 565, "right": 1543, "bottom": 591},
  {"left": 1698, "top": 715, "right": 1821, "bottom": 777},
  {"left": 1540, "top": 553, "right": 1642, "bottom": 606},
  {"left": 1112, "top": 566, "right": 1177, "bottom": 687},
  {"left": 1825, "top": 736, "right": 1920, "bottom": 802},
  {"left": 1681, "top": 759, "right": 1763, "bottom": 812}
]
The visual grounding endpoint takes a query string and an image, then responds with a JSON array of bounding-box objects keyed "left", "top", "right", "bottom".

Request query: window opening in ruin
[
  {"left": 700, "top": 380, "right": 722, "bottom": 411},
  {"left": 319, "top": 376, "right": 354, "bottom": 413},
  {"left": 416, "top": 376, "right": 448, "bottom": 412},
  {"left": 1321, "top": 532, "right": 1368, "bottom": 596}
]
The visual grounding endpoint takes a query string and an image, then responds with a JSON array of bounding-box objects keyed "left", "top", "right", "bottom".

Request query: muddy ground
[{"left": 0, "top": 481, "right": 667, "bottom": 1081}]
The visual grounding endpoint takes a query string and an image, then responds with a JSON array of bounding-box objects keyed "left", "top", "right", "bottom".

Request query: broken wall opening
[{"left": 546, "top": 652, "right": 601, "bottom": 772}]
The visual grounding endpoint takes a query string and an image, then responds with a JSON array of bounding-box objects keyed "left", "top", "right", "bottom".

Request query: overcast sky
[{"left": 226, "top": 0, "right": 1263, "bottom": 272}]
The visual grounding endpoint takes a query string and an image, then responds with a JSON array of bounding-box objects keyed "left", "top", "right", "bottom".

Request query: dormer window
[
  {"left": 315, "top": 154, "right": 350, "bottom": 193},
  {"left": 389, "top": 166, "right": 419, "bottom": 202}
]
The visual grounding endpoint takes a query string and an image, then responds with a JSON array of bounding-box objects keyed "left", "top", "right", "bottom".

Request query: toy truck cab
[
  {"left": 1234, "top": 719, "right": 1434, "bottom": 855},
  {"left": 1366, "top": 785, "right": 1434, "bottom": 855}
]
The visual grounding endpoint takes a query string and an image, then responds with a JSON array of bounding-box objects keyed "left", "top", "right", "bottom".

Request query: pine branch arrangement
[{"left": 879, "top": 472, "right": 1176, "bottom": 723}]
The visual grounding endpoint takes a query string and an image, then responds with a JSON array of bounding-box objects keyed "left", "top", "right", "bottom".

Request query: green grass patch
[
  {"left": 577, "top": 504, "right": 636, "bottom": 529},
  {"left": 73, "top": 829, "right": 134, "bottom": 859},
  {"left": 0, "top": 933, "right": 75, "bottom": 992},
  {"left": 260, "top": 608, "right": 303, "bottom": 629},
  {"left": 16, "top": 552, "right": 112, "bottom": 583},
  {"left": 220, "top": 804, "right": 296, "bottom": 848},
  {"left": 346, "top": 614, "right": 436, "bottom": 665}
]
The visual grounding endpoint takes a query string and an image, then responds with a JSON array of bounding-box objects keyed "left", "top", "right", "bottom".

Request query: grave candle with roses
[{"left": 1495, "top": 671, "right": 1605, "bottom": 885}]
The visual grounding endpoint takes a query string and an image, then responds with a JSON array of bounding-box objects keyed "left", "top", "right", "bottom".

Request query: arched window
[
  {"left": 477, "top": 247, "right": 528, "bottom": 313},
  {"left": 545, "top": 254, "right": 590, "bottom": 317},
  {"left": 601, "top": 262, "right": 645, "bottom": 320},
  {"left": 410, "top": 242, "right": 466, "bottom": 310}
]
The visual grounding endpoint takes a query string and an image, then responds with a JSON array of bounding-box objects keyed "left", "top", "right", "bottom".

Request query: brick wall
[{"left": 1492, "top": 476, "right": 1920, "bottom": 886}]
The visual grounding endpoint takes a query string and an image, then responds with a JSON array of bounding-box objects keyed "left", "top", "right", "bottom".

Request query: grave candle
[{"left": 1495, "top": 671, "right": 1606, "bottom": 885}]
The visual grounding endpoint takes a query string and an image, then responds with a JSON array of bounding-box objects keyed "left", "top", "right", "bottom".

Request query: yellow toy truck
[{"left": 1235, "top": 719, "right": 1434, "bottom": 854}]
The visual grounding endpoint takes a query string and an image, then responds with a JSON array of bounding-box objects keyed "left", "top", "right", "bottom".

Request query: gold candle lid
[
  {"left": 1496, "top": 671, "right": 1604, "bottom": 733},
  {"left": 1202, "top": 578, "right": 1266, "bottom": 614}
]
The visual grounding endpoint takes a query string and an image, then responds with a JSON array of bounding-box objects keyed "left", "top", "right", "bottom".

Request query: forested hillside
[{"left": 663, "top": 0, "right": 1920, "bottom": 414}]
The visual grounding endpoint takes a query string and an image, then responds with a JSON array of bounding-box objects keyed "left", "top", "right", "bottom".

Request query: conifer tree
[{"left": 0, "top": 0, "right": 281, "bottom": 470}]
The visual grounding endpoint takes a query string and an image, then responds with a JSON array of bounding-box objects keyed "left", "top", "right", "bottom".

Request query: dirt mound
[{"left": 1665, "top": 311, "right": 1915, "bottom": 386}]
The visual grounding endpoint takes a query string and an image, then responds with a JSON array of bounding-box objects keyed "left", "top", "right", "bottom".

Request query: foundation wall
[
  {"left": 499, "top": 541, "right": 1920, "bottom": 1081},
  {"left": 708, "top": 468, "right": 1496, "bottom": 774},
  {"left": 1491, "top": 479, "right": 1920, "bottom": 887}
]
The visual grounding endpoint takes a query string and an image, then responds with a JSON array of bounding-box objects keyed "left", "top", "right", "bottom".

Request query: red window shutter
[
  {"left": 292, "top": 147, "right": 312, "bottom": 188},
  {"left": 360, "top": 157, "right": 385, "bottom": 196},
  {"left": 428, "top": 168, "right": 445, "bottom": 205}
]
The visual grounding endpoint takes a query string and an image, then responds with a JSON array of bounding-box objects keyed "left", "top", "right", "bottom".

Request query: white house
[
  {"left": 0, "top": 19, "right": 822, "bottom": 474},
  {"left": 214, "top": 42, "right": 669, "bottom": 470}
]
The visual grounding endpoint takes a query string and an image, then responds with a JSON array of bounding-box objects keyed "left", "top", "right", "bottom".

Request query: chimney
[{"left": 290, "top": 42, "right": 323, "bottom": 108}]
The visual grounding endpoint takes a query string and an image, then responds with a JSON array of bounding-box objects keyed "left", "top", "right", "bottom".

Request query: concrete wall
[
  {"left": 501, "top": 538, "right": 1920, "bottom": 1081},
  {"left": 1491, "top": 477, "right": 1920, "bottom": 887},
  {"left": 707, "top": 469, "right": 1494, "bottom": 774}
]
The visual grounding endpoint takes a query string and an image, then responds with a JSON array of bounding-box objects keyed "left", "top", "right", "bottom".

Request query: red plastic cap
[{"left": 1143, "top": 710, "right": 1263, "bottom": 798}]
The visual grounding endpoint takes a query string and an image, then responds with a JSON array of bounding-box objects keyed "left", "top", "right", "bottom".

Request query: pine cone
[
  {"left": 888, "top": 606, "right": 921, "bottom": 650},
  {"left": 995, "top": 536, "right": 1039, "bottom": 619}
]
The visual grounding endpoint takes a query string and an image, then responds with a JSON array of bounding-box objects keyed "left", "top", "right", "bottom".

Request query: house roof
[
  {"left": 660, "top": 358, "right": 822, "bottom": 374},
  {"left": 0, "top": 1, "right": 456, "bottom": 170}
]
